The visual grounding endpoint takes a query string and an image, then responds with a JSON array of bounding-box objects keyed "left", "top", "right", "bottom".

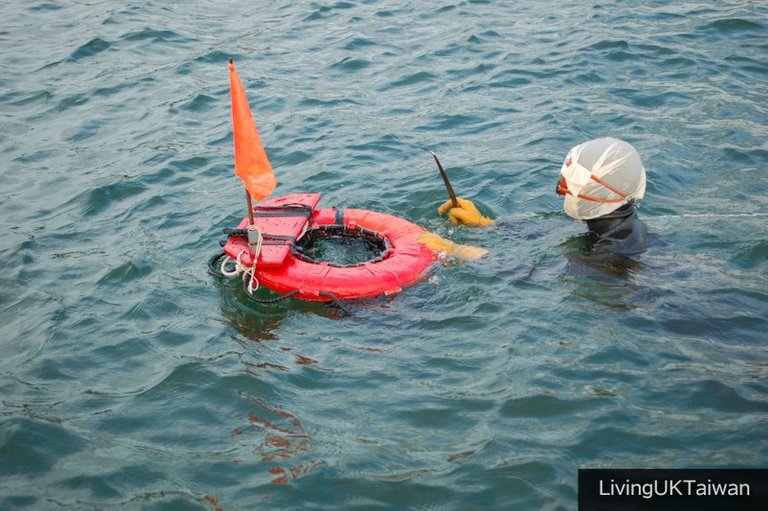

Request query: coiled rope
[{"left": 213, "top": 226, "right": 264, "bottom": 296}]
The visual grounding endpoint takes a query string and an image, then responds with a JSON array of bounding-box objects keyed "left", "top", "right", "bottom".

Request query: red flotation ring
[{"left": 216, "top": 193, "right": 437, "bottom": 301}]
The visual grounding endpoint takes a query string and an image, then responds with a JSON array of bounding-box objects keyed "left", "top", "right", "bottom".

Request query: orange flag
[{"left": 228, "top": 59, "right": 276, "bottom": 200}]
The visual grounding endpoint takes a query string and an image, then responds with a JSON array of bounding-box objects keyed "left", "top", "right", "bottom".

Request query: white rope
[
  {"left": 245, "top": 226, "right": 263, "bottom": 295},
  {"left": 218, "top": 228, "right": 265, "bottom": 296},
  {"left": 245, "top": 265, "right": 259, "bottom": 295},
  {"left": 218, "top": 249, "right": 248, "bottom": 277}
]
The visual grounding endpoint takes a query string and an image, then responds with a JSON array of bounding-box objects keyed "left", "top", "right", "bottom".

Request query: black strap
[
  {"left": 319, "top": 291, "right": 352, "bottom": 316},
  {"left": 252, "top": 203, "right": 313, "bottom": 218},
  {"left": 207, "top": 251, "right": 227, "bottom": 276},
  {"left": 264, "top": 234, "right": 297, "bottom": 241},
  {"left": 334, "top": 208, "right": 345, "bottom": 226},
  {"left": 223, "top": 229, "right": 297, "bottom": 243},
  {"left": 242, "top": 277, "right": 300, "bottom": 303},
  {"left": 228, "top": 240, "right": 295, "bottom": 247}
]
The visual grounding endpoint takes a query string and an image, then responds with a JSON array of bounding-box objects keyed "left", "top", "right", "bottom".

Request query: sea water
[{"left": 1, "top": 1, "right": 766, "bottom": 509}]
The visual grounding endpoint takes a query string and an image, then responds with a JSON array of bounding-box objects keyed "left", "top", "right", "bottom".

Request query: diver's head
[{"left": 556, "top": 137, "right": 646, "bottom": 220}]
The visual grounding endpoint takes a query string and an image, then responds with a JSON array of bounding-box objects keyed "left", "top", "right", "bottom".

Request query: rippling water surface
[{"left": 1, "top": 1, "right": 766, "bottom": 509}]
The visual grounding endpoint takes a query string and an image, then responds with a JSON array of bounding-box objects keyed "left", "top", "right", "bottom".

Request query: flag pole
[
  {"left": 245, "top": 190, "right": 253, "bottom": 225},
  {"left": 245, "top": 190, "right": 255, "bottom": 226}
]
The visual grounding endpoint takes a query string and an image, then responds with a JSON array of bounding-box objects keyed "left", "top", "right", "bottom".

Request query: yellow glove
[
  {"left": 437, "top": 197, "right": 494, "bottom": 226},
  {"left": 417, "top": 232, "right": 487, "bottom": 261}
]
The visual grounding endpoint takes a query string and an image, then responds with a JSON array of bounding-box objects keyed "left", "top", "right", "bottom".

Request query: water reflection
[
  {"left": 557, "top": 233, "right": 654, "bottom": 309},
  {"left": 214, "top": 278, "right": 337, "bottom": 487},
  {"left": 216, "top": 277, "right": 345, "bottom": 341},
  {"left": 233, "top": 390, "right": 324, "bottom": 485}
]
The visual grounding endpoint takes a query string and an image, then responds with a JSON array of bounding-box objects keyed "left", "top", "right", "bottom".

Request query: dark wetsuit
[{"left": 584, "top": 202, "right": 647, "bottom": 256}]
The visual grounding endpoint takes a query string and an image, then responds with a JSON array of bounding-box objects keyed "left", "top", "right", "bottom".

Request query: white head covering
[{"left": 559, "top": 137, "right": 646, "bottom": 220}]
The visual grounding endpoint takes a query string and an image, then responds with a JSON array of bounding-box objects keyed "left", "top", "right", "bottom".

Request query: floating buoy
[{"left": 210, "top": 193, "right": 437, "bottom": 302}]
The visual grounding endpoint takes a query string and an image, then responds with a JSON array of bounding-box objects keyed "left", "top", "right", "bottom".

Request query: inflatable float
[
  {"left": 209, "top": 193, "right": 437, "bottom": 302},
  {"left": 208, "top": 60, "right": 436, "bottom": 303}
]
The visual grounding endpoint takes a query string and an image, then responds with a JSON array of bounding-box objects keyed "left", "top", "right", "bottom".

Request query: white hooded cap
[{"left": 559, "top": 137, "right": 646, "bottom": 220}]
